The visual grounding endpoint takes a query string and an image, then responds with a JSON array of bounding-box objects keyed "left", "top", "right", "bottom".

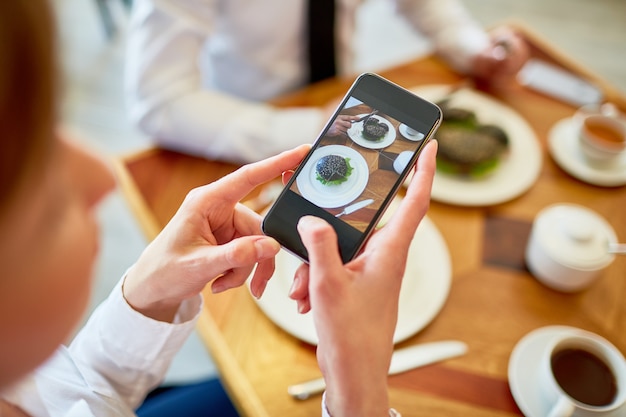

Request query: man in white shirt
[{"left": 125, "top": 0, "right": 527, "bottom": 163}]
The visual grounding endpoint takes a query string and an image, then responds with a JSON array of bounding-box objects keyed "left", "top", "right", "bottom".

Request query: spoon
[{"left": 607, "top": 242, "right": 626, "bottom": 255}]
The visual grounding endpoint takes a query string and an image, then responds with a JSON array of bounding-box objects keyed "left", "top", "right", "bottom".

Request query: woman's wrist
[
  {"left": 322, "top": 391, "right": 400, "bottom": 417},
  {"left": 323, "top": 377, "right": 390, "bottom": 417},
  {"left": 121, "top": 267, "right": 181, "bottom": 323}
]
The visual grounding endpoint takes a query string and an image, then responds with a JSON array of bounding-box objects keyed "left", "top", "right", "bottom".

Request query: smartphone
[{"left": 262, "top": 73, "right": 442, "bottom": 263}]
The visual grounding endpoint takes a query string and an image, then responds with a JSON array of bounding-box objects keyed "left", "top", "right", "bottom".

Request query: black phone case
[{"left": 262, "top": 73, "right": 441, "bottom": 263}]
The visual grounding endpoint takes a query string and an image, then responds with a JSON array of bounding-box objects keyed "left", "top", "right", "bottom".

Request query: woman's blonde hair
[{"left": 0, "top": 1, "right": 56, "bottom": 213}]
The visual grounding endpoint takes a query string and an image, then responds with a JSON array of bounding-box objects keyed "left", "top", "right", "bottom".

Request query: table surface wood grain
[{"left": 113, "top": 21, "right": 626, "bottom": 417}]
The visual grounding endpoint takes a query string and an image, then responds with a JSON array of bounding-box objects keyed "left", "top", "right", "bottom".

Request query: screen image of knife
[
  {"left": 351, "top": 109, "right": 379, "bottom": 123},
  {"left": 335, "top": 198, "right": 375, "bottom": 218},
  {"left": 287, "top": 340, "right": 468, "bottom": 400}
]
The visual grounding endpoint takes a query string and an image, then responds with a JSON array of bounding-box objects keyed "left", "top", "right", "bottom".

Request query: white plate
[
  {"left": 410, "top": 85, "right": 542, "bottom": 206},
  {"left": 548, "top": 117, "right": 626, "bottom": 187},
  {"left": 252, "top": 214, "right": 452, "bottom": 345},
  {"left": 399, "top": 123, "right": 425, "bottom": 141},
  {"left": 508, "top": 325, "right": 626, "bottom": 417},
  {"left": 348, "top": 114, "right": 397, "bottom": 149},
  {"left": 296, "top": 145, "right": 369, "bottom": 208}
]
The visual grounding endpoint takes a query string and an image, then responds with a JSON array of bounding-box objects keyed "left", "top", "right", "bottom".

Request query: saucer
[
  {"left": 399, "top": 123, "right": 425, "bottom": 141},
  {"left": 508, "top": 325, "right": 626, "bottom": 416},
  {"left": 548, "top": 118, "right": 626, "bottom": 187}
]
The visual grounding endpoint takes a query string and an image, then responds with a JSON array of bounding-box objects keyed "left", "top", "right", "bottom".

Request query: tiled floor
[{"left": 53, "top": 0, "right": 625, "bottom": 385}]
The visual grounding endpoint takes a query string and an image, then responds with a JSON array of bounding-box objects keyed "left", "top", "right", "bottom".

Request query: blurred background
[{"left": 52, "top": 0, "right": 626, "bottom": 385}]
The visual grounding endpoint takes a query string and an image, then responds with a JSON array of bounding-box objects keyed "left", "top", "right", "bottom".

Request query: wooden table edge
[
  {"left": 196, "top": 313, "right": 272, "bottom": 417},
  {"left": 111, "top": 148, "right": 162, "bottom": 241}
]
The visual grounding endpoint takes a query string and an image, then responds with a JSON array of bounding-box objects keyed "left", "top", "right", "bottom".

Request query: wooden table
[{"left": 114, "top": 22, "right": 626, "bottom": 417}]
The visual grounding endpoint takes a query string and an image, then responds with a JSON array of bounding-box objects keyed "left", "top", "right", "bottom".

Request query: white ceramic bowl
[
  {"left": 393, "top": 151, "right": 414, "bottom": 174},
  {"left": 525, "top": 203, "right": 617, "bottom": 292}
]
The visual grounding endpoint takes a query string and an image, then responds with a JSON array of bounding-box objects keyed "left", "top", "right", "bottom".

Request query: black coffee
[{"left": 551, "top": 348, "right": 617, "bottom": 407}]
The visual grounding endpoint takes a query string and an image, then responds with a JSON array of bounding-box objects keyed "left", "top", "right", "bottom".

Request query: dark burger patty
[
  {"left": 437, "top": 125, "right": 508, "bottom": 166},
  {"left": 363, "top": 118, "right": 389, "bottom": 140},
  {"left": 316, "top": 154, "right": 348, "bottom": 182}
]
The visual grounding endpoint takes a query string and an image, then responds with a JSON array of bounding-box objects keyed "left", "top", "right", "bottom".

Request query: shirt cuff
[{"left": 72, "top": 276, "right": 202, "bottom": 367}]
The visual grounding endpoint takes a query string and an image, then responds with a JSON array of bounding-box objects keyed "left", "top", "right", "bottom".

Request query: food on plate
[
  {"left": 315, "top": 154, "right": 353, "bottom": 185},
  {"left": 362, "top": 117, "right": 389, "bottom": 141},
  {"left": 441, "top": 107, "right": 478, "bottom": 126},
  {"left": 435, "top": 100, "right": 510, "bottom": 178}
]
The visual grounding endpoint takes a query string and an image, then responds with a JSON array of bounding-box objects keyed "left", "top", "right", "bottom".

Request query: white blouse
[
  {"left": 0, "top": 278, "right": 200, "bottom": 417},
  {"left": 0, "top": 278, "right": 402, "bottom": 416}
]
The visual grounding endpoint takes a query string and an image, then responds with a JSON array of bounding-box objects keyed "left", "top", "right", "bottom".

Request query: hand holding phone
[{"left": 262, "top": 73, "right": 442, "bottom": 263}]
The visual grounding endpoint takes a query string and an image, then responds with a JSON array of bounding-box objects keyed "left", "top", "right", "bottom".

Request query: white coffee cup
[
  {"left": 402, "top": 125, "right": 425, "bottom": 141},
  {"left": 393, "top": 151, "right": 413, "bottom": 174},
  {"left": 525, "top": 203, "right": 617, "bottom": 292},
  {"left": 574, "top": 103, "right": 626, "bottom": 168},
  {"left": 405, "top": 126, "right": 419, "bottom": 136},
  {"left": 540, "top": 329, "right": 626, "bottom": 417}
]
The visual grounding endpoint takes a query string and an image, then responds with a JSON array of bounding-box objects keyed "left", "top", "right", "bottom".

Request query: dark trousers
[{"left": 136, "top": 378, "right": 239, "bottom": 417}]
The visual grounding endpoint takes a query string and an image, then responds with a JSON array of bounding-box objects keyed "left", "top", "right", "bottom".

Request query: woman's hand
[
  {"left": 290, "top": 140, "right": 438, "bottom": 417},
  {"left": 122, "top": 145, "right": 309, "bottom": 322}
]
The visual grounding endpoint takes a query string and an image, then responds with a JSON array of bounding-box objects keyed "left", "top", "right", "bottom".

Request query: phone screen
[{"left": 263, "top": 73, "right": 441, "bottom": 263}]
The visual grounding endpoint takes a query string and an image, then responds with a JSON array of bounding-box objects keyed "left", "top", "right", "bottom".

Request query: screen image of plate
[
  {"left": 348, "top": 114, "right": 397, "bottom": 149},
  {"left": 295, "top": 144, "right": 369, "bottom": 208}
]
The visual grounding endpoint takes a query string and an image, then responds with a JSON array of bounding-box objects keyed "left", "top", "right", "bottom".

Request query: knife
[
  {"left": 351, "top": 110, "right": 379, "bottom": 123},
  {"left": 287, "top": 340, "right": 468, "bottom": 400},
  {"left": 335, "top": 199, "right": 375, "bottom": 218}
]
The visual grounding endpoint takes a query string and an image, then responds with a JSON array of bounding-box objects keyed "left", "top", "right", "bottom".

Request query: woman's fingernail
[
  {"left": 297, "top": 302, "right": 307, "bottom": 314},
  {"left": 297, "top": 215, "right": 317, "bottom": 229},
  {"left": 255, "top": 238, "right": 280, "bottom": 259},
  {"left": 288, "top": 274, "right": 300, "bottom": 298},
  {"left": 254, "top": 279, "right": 268, "bottom": 299},
  {"left": 212, "top": 281, "right": 226, "bottom": 294}
]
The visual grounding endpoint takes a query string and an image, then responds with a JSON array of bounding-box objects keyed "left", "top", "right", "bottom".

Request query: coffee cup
[
  {"left": 402, "top": 125, "right": 425, "bottom": 141},
  {"left": 540, "top": 329, "right": 626, "bottom": 416},
  {"left": 574, "top": 103, "right": 626, "bottom": 168},
  {"left": 393, "top": 151, "right": 413, "bottom": 174},
  {"left": 525, "top": 203, "right": 617, "bottom": 292},
  {"left": 405, "top": 126, "right": 418, "bottom": 136}
]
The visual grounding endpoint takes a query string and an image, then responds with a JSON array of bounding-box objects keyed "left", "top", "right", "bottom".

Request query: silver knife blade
[
  {"left": 335, "top": 199, "right": 375, "bottom": 218},
  {"left": 287, "top": 340, "right": 468, "bottom": 400},
  {"left": 389, "top": 340, "right": 467, "bottom": 374},
  {"left": 351, "top": 110, "right": 379, "bottom": 123}
]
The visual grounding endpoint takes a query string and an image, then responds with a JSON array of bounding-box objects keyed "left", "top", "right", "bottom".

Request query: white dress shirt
[
  {"left": 125, "top": 0, "right": 488, "bottom": 163},
  {"left": 0, "top": 278, "right": 200, "bottom": 417},
  {"left": 0, "top": 280, "right": 395, "bottom": 416}
]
